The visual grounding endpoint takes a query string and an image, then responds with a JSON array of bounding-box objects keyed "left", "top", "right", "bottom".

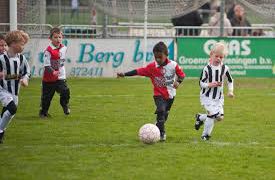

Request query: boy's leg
[
  {"left": 0, "top": 92, "right": 17, "bottom": 143},
  {"left": 40, "top": 81, "right": 56, "bottom": 117},
  {"left": 56, "top": 80, "right": 70, "bottom": 115},
  {"left": 194, "top": 113, "right": 207, "bottom": 130},
  {"left": 0, "top": 101, "right": 17, "bottom": 131},
  {"left": 164, "top": 98, "right": 174, "bottom": 121},
  {"left": 195, "top": 98, "right": 208, "bottom": 130},
  {"left": 201, "top": 116, "right": 215, "bottom": 140},
  {"left": 154, "top": 96, "right": 167, "bottom": 140},
  {"left": 201, "top": 104, "right": 220, "bottom": 140}
]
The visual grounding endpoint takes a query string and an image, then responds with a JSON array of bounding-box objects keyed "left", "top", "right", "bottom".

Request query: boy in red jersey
[
  {"left": 39, "top": 27, "right": 70, "bottom": 118},
  {"left": 117, "top": 42, "right": 186, "bottom": 141}
]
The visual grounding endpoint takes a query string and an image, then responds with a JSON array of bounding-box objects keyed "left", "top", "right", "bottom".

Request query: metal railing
[
  {"left": 59, "top": 25, "right": 103, "bottom": 38},
  {"left": 173, "top": 25, "right": 274, "bottom": 37},
  {"left": 0, "top": 23, "right": 53, "bottom": 37},
  {"left": 0, "top": 23, "right": 274, "bottom": 38}
]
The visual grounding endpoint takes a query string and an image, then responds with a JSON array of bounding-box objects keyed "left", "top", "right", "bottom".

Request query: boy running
[
  {"left": 195, "top": 42, "right": 234, "bottom": 140},
  {"left": 117, "top": 41, "right": 186, "bottom": 141}
]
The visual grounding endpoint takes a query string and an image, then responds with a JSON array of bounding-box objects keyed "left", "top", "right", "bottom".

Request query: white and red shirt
[
  {"left": 136, "top": 59, "right": 185, "bottom": 99},
  {"left": 43, "top": 43, "right": 67, "bottom": 82}
]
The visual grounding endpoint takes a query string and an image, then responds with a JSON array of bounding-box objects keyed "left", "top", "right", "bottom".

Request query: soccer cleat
[
  {"left": 201, "top": 135, "right": 211, "bottom": 141},
  {"left": 39, "top": 111, "right": 52, "bottom": 119},
  {"left": 160, "top": 132, "right": 166, "bottom": 141},
  {"left": 194, "top": 114, "right": 204, "bottom": 130},
  {"left": 0, "top": 131, "right": 5, "bottom": 144},
  {"left": 63, "top": 106, "right": 70, "bottom": 115}
]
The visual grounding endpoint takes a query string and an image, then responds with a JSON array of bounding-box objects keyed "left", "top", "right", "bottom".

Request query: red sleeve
[
  {"left": 175, "top": 64, "right": 185, "bottom": 78},
  {"left": 136, "top": 64, "right": 152, "bottom": 77}
]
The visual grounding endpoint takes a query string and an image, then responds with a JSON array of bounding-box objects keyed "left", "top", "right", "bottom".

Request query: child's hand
[
  {"left": 227, "top": 92, "right": 234, "bottom": 98},
  {"left": 117, "top": 72, "right": 125, "bottom": 78},
  {"left": 173, "top": 81, "right": 180, "bottom": 89},
  {"left": 53, "top": 70, "right": 60, "bottom": 77},
  {"left": 20, "top": 78, "right": 28, "bottom": 87},
  {"left": 0, "top": 71, "right": 5, "bottom": 80},
  {"left": 208, "top": 82, "right": 222, "bottom": 88}
]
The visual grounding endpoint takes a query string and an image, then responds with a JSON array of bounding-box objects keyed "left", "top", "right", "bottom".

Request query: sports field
[{"left": 0, "top": 78, "right": 274, "bottom": 180}]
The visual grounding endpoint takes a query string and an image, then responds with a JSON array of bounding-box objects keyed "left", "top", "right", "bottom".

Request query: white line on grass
[
  {"left": 22, "top": 94, "right": 275, "bottom": 98},
  {"left": 1, "top": 141, "right": 274, "bottom": 149}
]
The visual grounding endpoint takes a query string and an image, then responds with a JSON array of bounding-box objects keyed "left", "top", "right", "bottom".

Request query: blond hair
[
  {"left": 5, "top": 30, "right": 30, "bottom": 46},
  {"left": 211, "top": 42, "right": 228, "bottom": 56}
]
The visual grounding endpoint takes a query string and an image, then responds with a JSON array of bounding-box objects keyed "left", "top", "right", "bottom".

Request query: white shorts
[
  {"left": 0, "top": 88, "right": 18, "bottom": 107},
  {"left": 200, "top": 97, "right": 224, "bottom": 116}
]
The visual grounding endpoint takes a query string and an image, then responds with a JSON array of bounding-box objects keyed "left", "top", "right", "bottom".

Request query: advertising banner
[
  {"left": 177, "top": 37, "right": 275, "bottom": 77},
  {"left": 24, "top": 38, "right": 174, "bottom": 77}
]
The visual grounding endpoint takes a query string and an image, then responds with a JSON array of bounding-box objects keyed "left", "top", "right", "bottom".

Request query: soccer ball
[{"left": 138, "top": 123, "right": 160, "bottom": 144}]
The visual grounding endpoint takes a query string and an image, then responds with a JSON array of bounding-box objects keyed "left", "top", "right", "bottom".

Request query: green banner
[{"left": 177, "top": 37, "right": 275, "bottom": 77}]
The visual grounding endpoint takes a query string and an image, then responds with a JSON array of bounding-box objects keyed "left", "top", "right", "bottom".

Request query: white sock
[
  {"left": 202, "top": 117, "right": 215, "bottom": 137},
  {"left": 199, "top": 114, "right": 207, "bottom": 122},
  {"left": 0, "top": 110, "right": 14, "bottom": 131}
]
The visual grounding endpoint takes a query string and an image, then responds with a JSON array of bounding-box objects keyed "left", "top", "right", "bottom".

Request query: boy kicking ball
[
  {"left": 195, "top": 42, "right": 234, "bottom": 141},
  {"left": 117, "top": 41, "right": 186, "bottom": 141}
]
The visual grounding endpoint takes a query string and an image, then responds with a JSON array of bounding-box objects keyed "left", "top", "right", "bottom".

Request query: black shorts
[{"left": 153, "top": 96, "right": 174, "bottom": 114}]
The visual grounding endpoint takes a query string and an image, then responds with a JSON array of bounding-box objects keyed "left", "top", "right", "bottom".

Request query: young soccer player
[
  {"left": 194, "top": 42, "right": 234, "bottom": 140},
  {"left": 0, "top": 34, "right": 8, "bottom": 54},
  {"left": 0, "top": 30, "right": 30, "bottom": 144},
  {"left": 39, "top": 27, "right": 70, "bottom": 118},
  {"left": 117, "top": 42, "right": 186, "bottom": 141}
]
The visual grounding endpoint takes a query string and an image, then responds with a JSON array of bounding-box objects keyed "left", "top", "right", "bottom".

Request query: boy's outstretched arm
[
  {"left": 117, "top": 70, "right": 138, "bottom": 78},
  {"left": 117, "top": 64, "right": 151, "bottom": 78}
]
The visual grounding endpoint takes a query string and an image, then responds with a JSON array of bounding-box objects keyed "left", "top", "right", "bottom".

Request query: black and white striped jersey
[
  {"left": 0, "top": 52, "right": 30, "bottom": 96},
  {"left": 199, "top": 63, "right": 233, "bottom": 100}
]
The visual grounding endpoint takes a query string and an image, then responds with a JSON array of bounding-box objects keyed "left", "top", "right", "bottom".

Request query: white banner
[{"left": 24, "top": 38, "right": 174, "bottom": 77}]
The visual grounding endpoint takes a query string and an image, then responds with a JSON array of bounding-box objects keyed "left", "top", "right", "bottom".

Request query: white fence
[{"left": 1, "top": 23, "right": 274, "bottom": 38}]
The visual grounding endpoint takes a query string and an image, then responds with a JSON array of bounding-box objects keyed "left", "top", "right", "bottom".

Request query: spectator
[
  {"left": 208, "top": 7, "right": 233, "bottom": 36},
  {"left": 171, "top": 10, "right": 203, "bottom": 36},
  {"left": 252, "top": 29, "right": 265, "bottom": 36},
  {"left": 230, "top": 5, "right": 251, "bottom": 36},
  {"left": 199, "top": 2, "right": 211, "bottom": 23},
  {"left": 226, "top": 1, "right": 237, "bottom": 20},
  {"left": 71, "top": 0, "right": 79, "bottom": 18},
  {"left": 90, "top": 4, "right": 97, "bottom": 36}
]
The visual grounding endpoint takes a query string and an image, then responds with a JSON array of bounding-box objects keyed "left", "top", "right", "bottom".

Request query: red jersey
[
  {"left": 42, "top": 44, "right": 67, "bottom": 82},
  {"left": 136, "top": 59, "right": 185, "bottom": 99}
]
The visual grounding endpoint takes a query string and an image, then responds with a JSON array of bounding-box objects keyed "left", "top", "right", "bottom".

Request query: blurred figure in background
[
  {"left": 226, "top": 0, "right": 237, "bottom": 20},
  {"left": 208, "top": 6, "right": 232, "bottom": 36},
  {"left": 171, "top": 10, "right": 203, "bottom": 36},
  {"left": 230, "top": 5, "right": 251, "bottom": 36},
  {"left": 71, "top": 0, "right": 79, "bottom": 18}
]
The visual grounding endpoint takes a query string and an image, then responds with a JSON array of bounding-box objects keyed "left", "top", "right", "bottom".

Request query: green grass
[{"left": 0, "top": 78, "right": 274, "bottom": 180}]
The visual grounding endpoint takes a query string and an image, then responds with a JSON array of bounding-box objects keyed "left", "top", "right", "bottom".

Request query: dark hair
[
  {"left": 0, "top": 34, "right": 5, "bottom": 41},
  {"left": 50, "top": 27, "right": 62, "bottom": 38},
  {"left": 153, "top": 41, "right": 168, "bottom": 56}
]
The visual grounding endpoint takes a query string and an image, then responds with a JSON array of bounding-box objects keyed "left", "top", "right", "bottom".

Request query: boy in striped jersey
[
  {"left": 195, "top": 42, "right": 234, "bottom": 141},
  {"left": 0, "top": 30, "right": 30, "bottom": 144},
  {"left": 117, "top": 42, "right": 186, "bottom": 141}
]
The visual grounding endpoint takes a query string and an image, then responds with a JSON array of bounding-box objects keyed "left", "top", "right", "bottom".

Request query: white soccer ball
[{"left": 138, "top": 123, "right": 160, "bottom": 144}]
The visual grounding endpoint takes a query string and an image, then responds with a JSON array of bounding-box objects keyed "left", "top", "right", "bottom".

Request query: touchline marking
[
  {"left": 22, "top": 94, "right": 275, "bottom": 98},
  {"left": 1, "top": 141, "right": 274, "bottom": 149}
]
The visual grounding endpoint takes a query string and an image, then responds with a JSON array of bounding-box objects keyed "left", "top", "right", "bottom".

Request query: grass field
[{"left": 0, "top": 78, "right": 274, "bottom": 180}]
